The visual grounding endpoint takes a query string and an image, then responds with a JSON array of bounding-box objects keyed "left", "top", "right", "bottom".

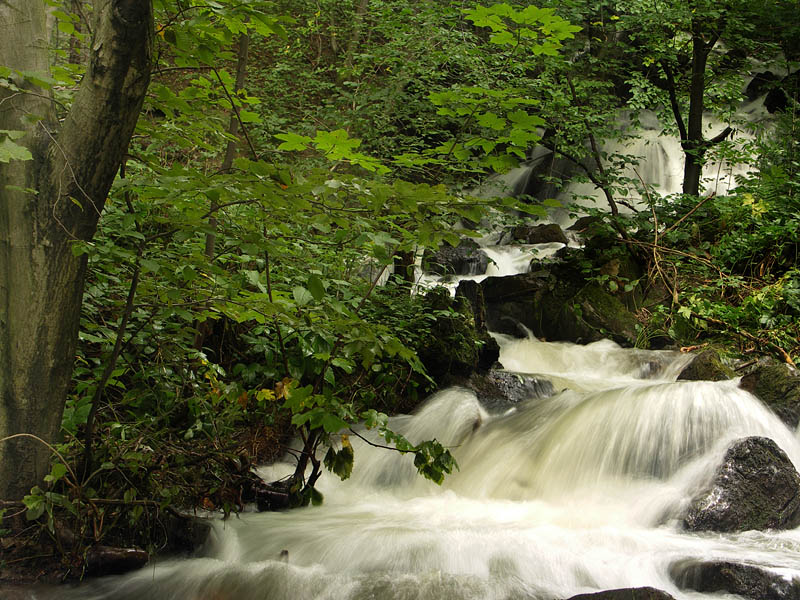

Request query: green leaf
[
  {"left": 275, "top": 132, "right": 312, "bottom": 151},
  {"left": 43, "top": 463, "right": 68, "bottom": 484},
  {"left": 307, "top": 275, "right": 325, "bottom": 301},
  {"left": 323, "top": 441, "right": 354, "bottom": 480},
  {"left": 321, "top": 412, "right": 349, "bottom": 434},
  {"left": 292, "top": 286, "right": 313, "bottom": 306},
  {"left": 0, "top": 137, "right": 33, "bottom": 162}
]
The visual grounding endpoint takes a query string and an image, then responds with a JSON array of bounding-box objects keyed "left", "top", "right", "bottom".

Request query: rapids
[{"left": 44, "top": 336, "right": 800, "bottom": 600}]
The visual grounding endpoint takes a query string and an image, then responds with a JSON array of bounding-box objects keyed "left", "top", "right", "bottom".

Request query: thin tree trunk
[
  {"left": 345, "top": 0, "right": 369, "bottom": 69},
  {"left": 195, "top": 33, "right": 250, "bottom": 351},
  {"left": 0, "top": 0, "right": 153, "bottom": 500},
  {"left": 682, "top": 25, "right": 713, "bottom": 197}
]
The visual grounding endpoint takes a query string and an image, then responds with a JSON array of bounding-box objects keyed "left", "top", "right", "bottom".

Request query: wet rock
[
  {"left": 417, "top": 287, "right": 494, "bottom": 384},
  {"left": 670, "top": 559, "right": 800, "bottom": 600},
  {"left": 683, "top": 436, "right": 800, "bottom": 532},
  {"left": 746, "top": 71, "right": 781, "bottom": 101},
  {"left": 85, "top": 545, "right": 149, "bottom": 576},
  {"left": 511, "top": 223, "right": 568, "bottom": 245},
  {"left": 566, "top": 216, "right": 602, "bottom": 233},
  {"left": 740, "top": 362, "right": 800, "bottom": 429},
  {"left": 455, "top": 280, "right": 501, "bottom": 371},
  {"left": 563, "top": 587, "right": 676, "bottom": 600},
  {"left": 677, "top": 348, "right": 735, "bottom": 381},
  {"left": 480, "top": 259, "right": 639, "bottom": 346},
  {"left": 464, "top": 370, "right": 554, "bottom": 412},
  {"left": 162, "top": 513, "right": 213, "bottom": 554},
  {"left": 765, "top": 70, "right": 800, "bottom": 114},
  {"left": 422, "top": 239, "right": 489, "bottom": 276}
]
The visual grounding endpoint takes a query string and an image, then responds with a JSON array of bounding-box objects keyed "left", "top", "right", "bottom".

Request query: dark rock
[
  {"left": 480, "top": 261, "right": 639, "bottom": 346},
  {"left": 740, "top": 362, "right": 800, "bottom": 429},
  {"left": 564, "top": 587, "right": 676, "bottom": 600},
  {"left": 683, "top": 436, "right": 800, "bottom": 532},
  {"left": 85, "top": 545, "right": 149, "bottom": 576},
  {"left": 677, "top": 348, "right": 735, "bottom": 381},
  {"left": 417, "top": 287, "right": 495, "bottom": 384},
  {"left": 567, "top": 216, "right": 602, "bottom": 232},
  {"left": 422, "top": 239, "right": 489, "bottom": 276},
  {"left": 455, "top": 280, "right": 501, "bottom": 371},
  {"left": 510, "top": 223, "right": 568, "bottom": 245},
  {"left": 464, "top": 370, "right": 555, "bottom": 412},
  {"left": 765, "top": 70, "right": 800, "bottom": 114},
  {"left": 746, "top": 71, "right": 780, "bottom": 101},
  {"left": 670, "top": 559, "right": 800, "bottom": 600},
  {"left": 161, "top": 513, "right": 213, "bottom": 554}
]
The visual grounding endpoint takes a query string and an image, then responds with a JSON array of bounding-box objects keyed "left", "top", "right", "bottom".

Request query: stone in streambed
[
  {"left": 670, "top": 559, "right": 800, "bottom": 600},
  {"left": 422, "top": 238, "right": 489, "bottom": 276},
  {"left": 464, "top": 369, "right": 554, "bottom": 412},
  {"left": 740, "top": 362, "right": 800, "bottom": 429},
  {"left": 85, "top": 545, "right": 149, "bottom": 576},
  {"left": 683, "top": 436, "right": 800, "bottom": 532},
  {"left": 510, "top": 223, "right": 568, "bottom": 245},
  {"left": 677, "top": 348, "right": 735, "bottom": 381},
  {"left": 563, "top": 587, "right": 676, "bottom": 600}
]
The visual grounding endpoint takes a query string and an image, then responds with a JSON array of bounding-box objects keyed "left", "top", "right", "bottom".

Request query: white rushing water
[
  {"left": 48, "top": 336, "right": 800, "bottom": 600},
  {"left": 34, "top": 93, "right": 795, "bottom": 600}
]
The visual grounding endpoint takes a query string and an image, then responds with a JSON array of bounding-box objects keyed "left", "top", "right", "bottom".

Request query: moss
[
  {"left": 571, "top": 283, "right": 640, "bottom": 346},
  {"left": 677, "top": 348, "right": 736, "bottom": 381},
  {"left": 414, "top": 287, "right": 483, "bottom": 385},
  {"left": 741, "top": 363, "right": 800, "bottom": 428}
]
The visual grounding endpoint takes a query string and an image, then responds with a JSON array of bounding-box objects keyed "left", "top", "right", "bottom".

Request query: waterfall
[
  {"left": 37, "top": 92, "right": 797, "bottom": 600},
  {"left": 479, "top": 107, "right": 763, "bottom": 228},
  {"left": 48, "top": 333, "right": 800, "bottom": 600}
]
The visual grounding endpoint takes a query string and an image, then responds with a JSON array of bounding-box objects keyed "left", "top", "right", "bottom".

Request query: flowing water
[
  {"left": 27, "top": 94, "right": 798, "bottom": 600},
  {"left": 41, "top": 336, "right": 800, "bottom": 600}
]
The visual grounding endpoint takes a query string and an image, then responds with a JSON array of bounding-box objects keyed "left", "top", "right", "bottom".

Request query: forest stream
[{"left": 31, "top": 333, "right": 800, "bottom": 600}]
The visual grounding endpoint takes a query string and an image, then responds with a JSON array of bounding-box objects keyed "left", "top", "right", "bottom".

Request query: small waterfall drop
[
  {"left": 52, "top": 334, "right": 800, "bottom": 600},
  {"left": 41, "top": 91, "right": 798, "bottom": 600}
]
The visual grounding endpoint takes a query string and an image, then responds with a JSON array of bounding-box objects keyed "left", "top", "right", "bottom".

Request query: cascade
[
  {"left": 35, "top": 91, "right": 800, "bottom": 600},
  {"left": 44, "top": 333, "right": 800, "bottom": 600},
  {"left": 479, "top": 105, "right": 768, "bottom": 228}
]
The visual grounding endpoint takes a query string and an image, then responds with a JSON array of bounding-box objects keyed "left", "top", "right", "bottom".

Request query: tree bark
[
  {"left": 681, "top": 24, "right": 713, "bottom": 197},
  {"left": 0, "top": 0, "right": 153, "bottom": 500}
]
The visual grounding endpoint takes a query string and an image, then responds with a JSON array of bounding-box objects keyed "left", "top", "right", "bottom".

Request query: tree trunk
[
  {"left": 345, "top": 0, "right": 369, "bottom": 69},
  {"left": 195, "top": 33, "right": 251, "bottom": 351},
  {"left": 681, "top": 25, "right": 713, "bottom": 197},
  {"left": 0, "top": 0, "right": 153, "bottom": 500}
]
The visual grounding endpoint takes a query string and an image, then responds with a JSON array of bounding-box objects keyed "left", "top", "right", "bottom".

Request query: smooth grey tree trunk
[{"left": 0, "top": 0, "right": 153, "bottom": 500}]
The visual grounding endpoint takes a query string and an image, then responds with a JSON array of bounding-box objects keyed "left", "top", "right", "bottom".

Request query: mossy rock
[
  {"left": 740, "top": 363, "right": 800, "bottom": 429},
  {"left": 677, "top": 348, "right": 735, "bottom": 381},
  {"left": 480, "top": 257, "right": 640, "bottom": 346},
  {"left": 415, "top": 287, "right": 498, "bottom": 385}
]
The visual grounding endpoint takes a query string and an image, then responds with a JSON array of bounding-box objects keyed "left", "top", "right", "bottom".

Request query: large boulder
[
  {"left": 416, "top": 287, "right": 499, "bottom": 385},
  {"left": 670, "top": 560, "right": 800, "bottom": 600},
  {"left": 510, "top": 223, "right": 568, "bottom": 245},
  {"left": 564, "top": 588, "right": 676, "bottom": 600},
  {"left": 463, "top": 370, "right": 555, "bottom": 412},
  {"left": 455, "top": 280, "right": 501, "bottom": 371},
  {"left": 422, "top": 239, "right": 489, "bottom": 276},
  {"left": 480, "top": 258, "right": 640, "bottom": 346},
  {"left": 740, "top": 362, "right": 800, "bottom": 429},
  {"left": 677, "top": 348, "right": 735, "bottom": 381},
  {"left": 683, "top": 436, "right": 800, "bottom": 532}
]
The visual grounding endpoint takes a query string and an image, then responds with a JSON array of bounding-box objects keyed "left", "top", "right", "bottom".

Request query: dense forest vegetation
[{"left": 1, "top": 0, "right": 798, "bottom": 580}]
